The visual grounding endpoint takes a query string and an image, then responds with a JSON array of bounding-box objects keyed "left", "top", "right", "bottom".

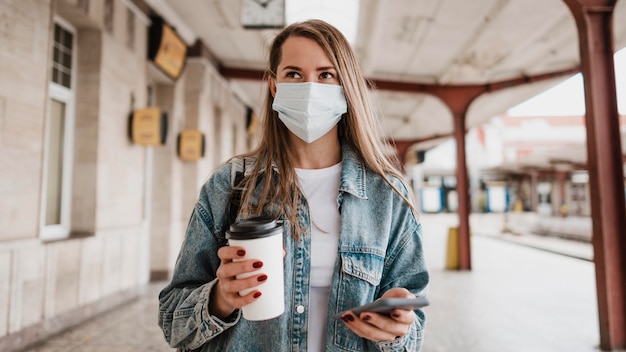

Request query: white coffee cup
[{"left": 226, "top": 217, "right": 285, "bottom": 321}]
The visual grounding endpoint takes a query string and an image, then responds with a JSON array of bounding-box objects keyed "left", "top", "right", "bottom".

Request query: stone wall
[{"left": 0, "top": 0, "right": 251, "bottom": 350}]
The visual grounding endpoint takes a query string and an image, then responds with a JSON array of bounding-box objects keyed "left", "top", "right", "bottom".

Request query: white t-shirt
[{"left": 295, "top": 162, "right": 341, "bottom": 352}]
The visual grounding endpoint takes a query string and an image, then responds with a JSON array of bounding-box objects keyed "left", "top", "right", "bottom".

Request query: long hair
[{"left": 233, "top": 19, "right": 417, "bottom": 239}]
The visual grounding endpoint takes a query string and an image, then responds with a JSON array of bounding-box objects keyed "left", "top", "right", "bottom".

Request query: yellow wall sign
[
  {"left": 153, "top": 24, "right": 187, "bottom": 79},
  {"left": 177, "top": 130, "right": 205, "bottom": 161},
  {"left": 129, "top": 108, "right": 167, "bottom": 145}
]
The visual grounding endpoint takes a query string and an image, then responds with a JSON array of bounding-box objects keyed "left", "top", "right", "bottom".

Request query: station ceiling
[{"left": 144, "top": 0, "right": 626, "bottom": 154}]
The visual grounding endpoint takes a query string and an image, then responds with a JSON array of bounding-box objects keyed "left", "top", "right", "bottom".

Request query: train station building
[{"left": 1, "top": 0, "right": 626, "bottom": 350}]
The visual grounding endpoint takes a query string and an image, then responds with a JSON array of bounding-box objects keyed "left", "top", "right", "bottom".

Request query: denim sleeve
[
  {"left": 376, "top": 180, "right": 429, "bottom": 351},
  {"left": 372, "top": 226, "right": 428, "bottom": 352},
  {"left": 375, "top": 317, "right": 425, "bottom": 351},
  {"left": 158, "top": 167, "right": 240, "bottom": 350}
]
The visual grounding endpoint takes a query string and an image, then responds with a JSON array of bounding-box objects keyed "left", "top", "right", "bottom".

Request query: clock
[{"left": 240, "top": 0, "right": 286, "bottom": 29}]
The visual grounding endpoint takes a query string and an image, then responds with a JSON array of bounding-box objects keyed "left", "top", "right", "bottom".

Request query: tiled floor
[
  {"left": 23, "top": 214, "right": 613, "bottom": 352},
  {"left": 421, "top": 214, "right": 600, "bottom": 352},
  {"left": 23, "top": 282, "right": 172, "bottom": 352}
]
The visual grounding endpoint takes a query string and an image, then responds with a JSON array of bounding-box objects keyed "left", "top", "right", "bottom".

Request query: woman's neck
[{"left": 289, "top": 132, "right": 341, "bottom": 169}]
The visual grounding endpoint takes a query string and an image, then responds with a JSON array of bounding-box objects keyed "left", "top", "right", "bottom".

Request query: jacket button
[{"left": 296, "top": 305, "right": 305, "bottom": 314}]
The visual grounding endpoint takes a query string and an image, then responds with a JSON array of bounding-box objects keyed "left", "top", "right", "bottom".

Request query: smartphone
[{"left": 337, "top": 296, "right": 429, "bottom": 318}]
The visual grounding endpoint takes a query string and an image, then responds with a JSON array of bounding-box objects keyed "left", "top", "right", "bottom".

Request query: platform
[{"left": 22, "top": 213, "right": 609, "bottom": 352}]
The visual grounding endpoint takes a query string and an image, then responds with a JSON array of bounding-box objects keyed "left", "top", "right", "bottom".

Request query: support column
[
  {"left": 149, "top": 83, "right": 176, "bottom": 281},
  {"left": 453, "top": 110, "right": 472, "bottom": 269},
  {"left": 391, "top": 140, "right": 419, "bottom": 172},
  {"left": 529, "top": 171, "right": 539, "bottom": 212},
  {"left": 433, "top": 87, "right": 484, "bottom": 270},
  {"left": 563, "top": 0, "right": 626, "bottom": 349},
  {"left": 555, "top": 170, "right": 567, "bottom": 216}
]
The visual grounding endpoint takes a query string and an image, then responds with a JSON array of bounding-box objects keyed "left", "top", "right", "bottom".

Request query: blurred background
[{"left": 2, "top": 0, "right": 626, "bottom": 351}]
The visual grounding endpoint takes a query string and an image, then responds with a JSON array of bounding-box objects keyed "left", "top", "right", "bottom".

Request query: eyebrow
[{"left": 281, "top": 65, "right": 336, "bottom": 72}]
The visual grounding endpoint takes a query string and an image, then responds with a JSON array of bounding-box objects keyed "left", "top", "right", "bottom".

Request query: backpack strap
[
  {"left": 230, "top": 157, "right": 246, "bottom": 189},
  {"left": 226, "top": 157, "right": 247, "bottom": 228}
]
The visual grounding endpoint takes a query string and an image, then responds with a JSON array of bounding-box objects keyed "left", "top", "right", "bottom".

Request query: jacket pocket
[
  {"left": 333, "top": 250, "right": 385, "bottom": 351},
  {"left": 341, "top": 252, "right": 383, "bottom": 286}
]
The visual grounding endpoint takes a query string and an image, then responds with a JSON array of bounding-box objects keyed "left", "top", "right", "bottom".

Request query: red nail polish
[
  {"left": 362, "top": 314, "right": 371, "bottom": 321},
  {"left": 253, "top": 261, "right": 263, "bottom": 269},
  {"left": 344, "top": 314, "right": 355, "bottom": 322},
  {"left": 237, "top": 249, "right": 246, "bottom": 256},
  {"left": 391, "top": 311, "right": 401, "bottom": 318},
  {"left": 257, "top": 274, "right": 268, "bottom": 282},
  {"left": 253, "top": 291, "right": 262, "bottom": 298}
]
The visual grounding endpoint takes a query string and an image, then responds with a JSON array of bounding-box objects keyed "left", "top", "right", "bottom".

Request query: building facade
[{"left": 0, "top": 0, "right": 253, "bottom": 349}]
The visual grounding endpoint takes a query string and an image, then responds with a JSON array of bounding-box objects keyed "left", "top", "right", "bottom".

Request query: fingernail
[
  {"left": 237, "top": 249, "right": 246, "bottom": 256},
  {"left": 253, "top": 261, "right": 263, "bottom": 269},
  {"left": 341, "top": 316, "right": 350, "bottom": 323},
  {"left": 257, "top": 274, "right": 268, "bottom": 282},
  {"left": 391, "top": 311, "right": 401, "bottom": 318},
  {"left": 361, "top": 314, "right": 371, "bottom": 321},
  {"left": 253, "top": 291, "right": 262, "bottom": 298},
  {"left": 344, "top": 314, "right": 355, "bottom": 322}
]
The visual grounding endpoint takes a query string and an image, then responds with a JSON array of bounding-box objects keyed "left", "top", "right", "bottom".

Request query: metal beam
[
  {"left": 218, "top": 66, "right": 581, "bottom": 95},
  {"left": 563, "top": 0, "right": 626, "bottom": 350}
]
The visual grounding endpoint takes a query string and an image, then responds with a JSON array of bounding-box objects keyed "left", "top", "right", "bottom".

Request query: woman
[{"left": 158, "top": 19, "right": 429, "bottom": 351}]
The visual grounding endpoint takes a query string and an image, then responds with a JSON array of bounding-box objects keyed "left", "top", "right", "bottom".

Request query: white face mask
[{"left": 272, "top": 82, "right": 348, "bottom": 143}]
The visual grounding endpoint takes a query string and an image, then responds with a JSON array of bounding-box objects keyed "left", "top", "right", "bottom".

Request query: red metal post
[
  {"left": 452, "top": 109, "right": 472, "bottom": 270},
  {"left": 563, "top": 0, "right": 626, "bottom": 349},
  {"left": 555, "top": 170, "right": 568, "bottom": 216},
  {"left": 433, "top": 87, "right": 484, "bottom": 271},
  {"left": 390, "top": 140, "right": 419, "bottom": 172}
]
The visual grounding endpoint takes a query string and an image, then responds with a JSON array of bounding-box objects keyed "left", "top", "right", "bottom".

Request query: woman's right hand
[{"left": 210, "top": 246, "right": 267, "bottom": 319}]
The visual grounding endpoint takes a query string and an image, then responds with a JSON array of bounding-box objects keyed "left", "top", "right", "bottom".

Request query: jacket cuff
[
  {"left": 375, "top": 320, "right": 424, "bottom": 351},
  {"left": 202, "top": 279, "right": 241, "bottom": 337}
]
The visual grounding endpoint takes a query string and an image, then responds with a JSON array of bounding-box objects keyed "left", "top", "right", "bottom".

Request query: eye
[
  {"left": 285, "top": 71, "right": 302, "bottom": 79},
  {"left": 319, "top": 71, "right": 335, "bottom": 80}
]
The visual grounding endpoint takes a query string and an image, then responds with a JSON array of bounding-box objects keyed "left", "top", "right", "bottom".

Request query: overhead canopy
[{"left": 145, "top": 0, "right": 626, "bottom": 152}]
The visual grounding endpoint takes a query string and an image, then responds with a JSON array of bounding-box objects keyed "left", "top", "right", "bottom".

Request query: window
[
  {"left": 51, "top": 23, "right": 73, "bottom": 88},
  {"left": 41, "top": 20, "right": 76, "bottom": 240}
]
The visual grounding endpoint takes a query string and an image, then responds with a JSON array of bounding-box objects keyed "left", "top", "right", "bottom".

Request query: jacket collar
[
  {"left": 339, "top": 142, "right": 368, "bottom": 200},
  {"left": 236, "top": 142, "right": 368, "bottom": 200}
]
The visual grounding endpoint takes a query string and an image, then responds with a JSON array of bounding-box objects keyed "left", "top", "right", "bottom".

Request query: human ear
[{"left": 269, "top": 76, "right": 277, "bottom": 98}]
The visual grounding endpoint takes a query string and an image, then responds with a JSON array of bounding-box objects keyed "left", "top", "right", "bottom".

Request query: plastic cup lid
[{"left": 226, "top": 217, "right": 282, "bottom": 240}]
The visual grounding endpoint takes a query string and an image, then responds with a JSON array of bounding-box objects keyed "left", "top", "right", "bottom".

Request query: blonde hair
[{"left": 233, "top": 20, "right": 417, "bottom": 239}]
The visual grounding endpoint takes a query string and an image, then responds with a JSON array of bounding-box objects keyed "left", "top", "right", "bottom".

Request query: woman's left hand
[{"left": 339, "top": 288, "right": 417, "bottom": 342}]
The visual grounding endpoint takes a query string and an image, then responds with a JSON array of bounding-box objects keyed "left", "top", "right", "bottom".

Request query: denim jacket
[{"left": 158, "top": 143, "right": 429, "bottom": 351}]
